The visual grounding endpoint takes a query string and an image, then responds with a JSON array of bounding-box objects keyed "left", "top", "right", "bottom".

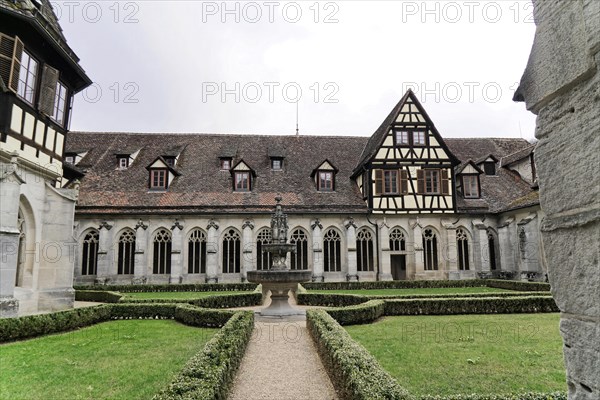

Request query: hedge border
[
  {"left": 75, "top": 290, "right": 123, "bottom": 303},
  {"left": 302, "top": 279, "right": 551, "bottom": 292},
  {"left": 0, "top": 303, "right": 237, "bottom": 343},
  {"left": 325, "top": 300, "right": 385, "bottom": 326},
  {"left": 73, "top": 282, "right": 258, "bottom": 293},
  {"left": 153, "top": 311, "right": 254, "bottom": 400},
  {"left": 307, "top": 308, "right": 413, "bottom": 400}
]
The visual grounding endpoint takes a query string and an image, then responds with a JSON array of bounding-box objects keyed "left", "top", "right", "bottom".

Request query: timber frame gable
[{"left": 353, "top": 89, "right": 460, "bottom": 214}]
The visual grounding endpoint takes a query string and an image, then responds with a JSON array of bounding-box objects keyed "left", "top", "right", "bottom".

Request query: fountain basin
[{"left": 247, "top": 270, "right": 312, "bottom": 317}]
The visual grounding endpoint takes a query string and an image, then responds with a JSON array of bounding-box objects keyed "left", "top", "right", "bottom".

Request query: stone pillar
[
  {"left": 170, "top": 220, "right": 184, "bottom": 284},
  {"left": 514, "top": 1, "right": 600, "bottom": 396},
  {"left": 445, "top": 227, "right": 459, "bottom": 280},
  {"left": 241, "top": 220, "right": 254, "bottom": 282},
  {"left": 205, "top": 220, "right": 219, "bottom": 283},
  {"left": 378, "top": 222, "right": 393, "bottom": 281},
  {"left": 344, "top": 218, "right": 358, "bottom": 281},
  {"left": 411, "top": 220, "right": 424, "bottom": 278},
  {"left": 133, "top": 220, "right": 148, "bottom": 283},
  {"left": 0, "top": 160, "right": 24, "bottom": 317},
  {"left": 311, "top": 219, "right": 323, "bottom": 282},
  {"left": 498, "top": 218, "right": 515, "bottom": 277},
  {"left": 96, "top": 221, "right": 113, "bottom": 284},
  {"left": 473, "top": 222, "right": 491, "bottom": 278}
]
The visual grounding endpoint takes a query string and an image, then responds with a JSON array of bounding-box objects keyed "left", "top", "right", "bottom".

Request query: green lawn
[
  {"left": 309, "top": 287, "right": 512, "bottom": 296},
  {"left": 0, "top": 320, "right": 216, "bottom": 400},
  {"left": 122, "top": 290, "right": 253, "bottom": 299},
  {"left": 346, "top": 313, "right": 565, "bottom": 395}
]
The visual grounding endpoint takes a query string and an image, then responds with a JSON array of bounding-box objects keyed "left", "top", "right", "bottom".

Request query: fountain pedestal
[{"left": 246, "top": 197, "right": 312, "bottom": 317}]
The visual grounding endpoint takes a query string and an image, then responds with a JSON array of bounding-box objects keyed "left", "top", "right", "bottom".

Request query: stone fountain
[{"left": 247, "top": 197, "right": 312, "bottom": 317}]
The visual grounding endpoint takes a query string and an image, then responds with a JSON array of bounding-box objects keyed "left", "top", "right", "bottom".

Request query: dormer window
[
  {"left": 64, "top": 155, "right": 75, "bottom": 164},
  {"left": 462, "top": 175, "right": 480, "bottom": 198},
  {"left": 271, "top": 158, "right": 283, "bottom": 170},
  {"left": 234, "top": 172, "right": 250, "bottom": 191},
  {"left": 150, "top": 169, "right": 167, "bottom": 189},
  {"left": 118, "top": 157, "right": 129, "bottom": 169},
  {"left": 221, "top": 158, "right": 231, "bottom": 170},
  {"left": 163, "top": 156, "right": 176, "bottom": 167},
  {"left": 318, "top": 171, "right": 333, "bottom": 191},
  {"left": 484, "top": 161, "right": 496, "bottom": 176}
]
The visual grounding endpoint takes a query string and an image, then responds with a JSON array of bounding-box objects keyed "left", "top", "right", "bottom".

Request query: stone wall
[{"left": 514, "top": 0, "right": 599, "bottom": 398}]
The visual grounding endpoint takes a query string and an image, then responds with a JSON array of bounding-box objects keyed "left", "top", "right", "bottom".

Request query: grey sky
[{"left": 55, "top": 1, "right": 537, "bottom": 139}]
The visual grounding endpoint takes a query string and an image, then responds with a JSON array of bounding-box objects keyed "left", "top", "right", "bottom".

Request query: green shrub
[
  {"left": 303, "top": 280, "right": 487, "bottom": 291},
  {"left": 192, "top": 292, "right": 263, "bottom": 309},
  {"left": 109, "top": 303, "right": 178, "bottom": 319},
  {"left": 420, "top": 392, "right": 566, "bottom": 400},
  {"left": 175, "top": 304, "right": 235, "bottom": 328},
  {"left": 153, "top": 311, "right": 254, "bottom": 400},
  {"left": 307, "top": 309, "right": 413, "bottom": 400},
  {"left": 75, "top": 290, "right": 123, "bottom": 303},
  {"left": 485, "top": 280, "right": 551, "bottom": 292},
  {"left": 368, "top": 292, "right": 552, "bottom": 300},
  {"left": 384, "top": 296, "right": 559, "bottom": 316},
  {"left": 326, "top": 300, "right": 385, "bottom": 325},
  {"left": 297, "top": 293, "right": 367, "bottom": 307},
  {"left": 74, "top": 283, "right": 257, "bottom": 293}
]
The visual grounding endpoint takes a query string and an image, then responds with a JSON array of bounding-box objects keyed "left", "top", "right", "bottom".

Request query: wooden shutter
[
  {"left": 400, "top": 169, "right": 408, "bottom": 194},
  {"left": 38, "top": 65, "right": 59, "bottom": 116},
  {"left": 417, "top": 169, "right": 424, "bottom": 194},
  {"left": 441, "top": 169, "right": 449, "bottom": 195},
  {"left": 374, "top": 169, "right": 383, "bottom": 195},
  {"left": 0, "top": 34, "right": 15, "bottom": 89},
  {"left": 8, "top": 37, "right": 23, "bottom": 94}
]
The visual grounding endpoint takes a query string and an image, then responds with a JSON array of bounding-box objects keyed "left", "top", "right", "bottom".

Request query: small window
[
  {"left": 64, "top": 155, "right": 74, "bottom": 164},
  {"left": 118, "top": 157, "right": 129, "bottom": 169},
  {"left": 424, "top": 170, "right": 440, "bottom": 194},
  {"left": 384, "top": 170, "right": 398, "bottom": 194},
  {"left": 271, "top": 159, "right": 282, "bottom": 170},
  {"left": 17, "top": 50, "right": 38, "bottom": 105},
  {"left": 318, "top": 171, "right": 333, "bottom": 192},
  {"left": 484, "top": 162, "right": 496, "bottom": 176},
  {"left": 164, "top": 157, "right": 176, "bottom": 167},
  {"left": 413, "top": 131, "right": 426, "bottom": 146},
  {"left": 235, "top": 171, "right": 250, "bottom": 191},
  {"left": 221, "top": 158, "right": 231, "bottom": 170},
  {"left": 150, "top": 169, "right": 167, "bottom": 189},
  {"left": 51, "top": 81, "right": 67, "bottom": 125},
  {"left": 395, "top": 131, "right": 410, "bottom": 145},
  {"left": 462, "top": 175, "right": 480, "bottom": 198}
]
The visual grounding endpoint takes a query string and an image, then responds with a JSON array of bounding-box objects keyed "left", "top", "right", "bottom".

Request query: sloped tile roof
[{"left": 500, "top": 143, "right": 536, "bottom": 167}]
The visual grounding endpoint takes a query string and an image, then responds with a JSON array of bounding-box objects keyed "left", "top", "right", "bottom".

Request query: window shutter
[
  {"left": 400, "top": 169, "right": 408, "bottom": 194},
  {"left": 0, "top": 34, "right": 15, "bottom": 89},
  {"left": 374, "top": 169, "right": 383, "bottom": 195},
  {"left": 441, "top": 169, "right": 449, "bottom": 195},
  {"left": 8, "top": 37, "right": 24, "bottom": 94},
  {"left": 38, "top": 64, "right": 59, "bottom": 116},
  {"left": 417, "top": 169, "right": 424, "bottom": 194}
]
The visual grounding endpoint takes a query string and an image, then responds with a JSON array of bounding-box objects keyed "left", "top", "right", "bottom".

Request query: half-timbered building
[
  {"left": 0, "top": 0, "right": 91, "bottom": 316},
  {"left": 66, "top": 90, "right": 546, "bottom": 286}
]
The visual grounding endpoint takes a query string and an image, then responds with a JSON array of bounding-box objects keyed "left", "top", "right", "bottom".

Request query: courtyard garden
[{"left": 0, "top": 279, "right": 566, "bottom": 399}]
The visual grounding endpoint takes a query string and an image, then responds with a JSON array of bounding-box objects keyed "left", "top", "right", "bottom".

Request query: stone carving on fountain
[{"left": 247, "top": 196, "right": 312, "bottom": 316}]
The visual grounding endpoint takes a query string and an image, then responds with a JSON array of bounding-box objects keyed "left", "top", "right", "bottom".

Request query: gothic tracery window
[
  {"left": 188, "top": 229, "right": 207, "bottom": 274},
  {"left": 256, "top": 229, "right": 272, "bottom": 271},
  {"left": 389, "top": 227, "right": 406, "bottom": 251},
  {"left": 153, "top": 229, "right": 172, "bottom": 274},
  {"left": 423, "top": 228, "right": 438, "bottom": 270},
  {"left": 356, "top": 228, "right": 374, "bottom": 272},
  {"left": 456, "top": 228, "right": 470, "bottom": 271},
  {"left": 222, "top": 229, "right": 241, "bottom": 273},
  {"left": 81, "top": 230, "right": 99, "bottom": 275},
  {"left": 323, "top": 229, "right": 341, "bottom": 272},
  {"left": 117, "top": 229, "right": 136, "bottom": 274},
  {"left": 290, "top": 228, "right": 309, "bottom": 270}
]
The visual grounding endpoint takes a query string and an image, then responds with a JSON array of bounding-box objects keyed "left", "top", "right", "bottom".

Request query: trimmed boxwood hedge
[
  {"left": 306, "top": 309, "right": 413, "bottom": 400},
  {"left": 383, "top": 296, "right": 559, "bottom": 316},
  {"left": 75, "top": 290, "right": 123, "bottom": 303},
  {"left": 0, "top": 303, "right": 239, "bottom": 342},
  {"left": 420, "top": 393, "right": 566, "bottom": 400},
  {"left": 303, "top": 279, "right": 488, "bottom": 291},
  {"left": 485, "top": 280, "right": 551, "bottom": 292},
  {"left": 153, "top": 311, "right": 254, "bottom": 400},
  {"left": 74, "top": 283, "right": 258, "bottom": 293},
  {"left": 325, "top": 300, "right": 385, "bottom": 326},
  {"left": 117, "top": 292, "right": 263, "bottom": 309}
]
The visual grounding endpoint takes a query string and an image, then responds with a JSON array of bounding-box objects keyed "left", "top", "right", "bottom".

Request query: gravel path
[{"left": 228, "top": 300, "right": 338, "bottom": 399}]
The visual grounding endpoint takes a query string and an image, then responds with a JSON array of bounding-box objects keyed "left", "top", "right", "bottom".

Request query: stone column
[
  {"left": 514, "top": 1, "right": 600, "bottom": 395},
  {"left": 345, "top": 218, "right": 358, "bottom": 281},
  {"left": 96, "top": 221, "right": 113, "bottom": 284},
  {"left": 473, "top": 222, "right": 491, "bottom": 278},
  {"left": 205, "top": 220, "right": 219, "bottom": 283},
  {"left": 410, "top": 220, "right": 424, "bottom": 279},
  {"left": 0, "top": 160, "right": 24, "bottom": 317},
  {"left": 133, "top": 220, "right": 148, "bottom": 283},
  {"left": 241, "top": 220, "right": 254, "bottom": 282},
  {"left": 378, "top": 221, "right": 393, "bottom": 281},
  {"left": 445, "top": 227, "right": 459, "bottom": 280},
  {"left": 311, "top": 219, "right": 323, "bottom": 282},
  {"left": 169, "top": 220, "right": 184, "bottom": 283},
  {"left": 497, "top": 218, "right": 515, "bottom": 277}
]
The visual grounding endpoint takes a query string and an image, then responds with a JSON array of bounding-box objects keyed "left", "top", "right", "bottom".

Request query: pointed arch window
[
  {"left": 81, "top": 230, "right": 99, "bottom": 275},
  {"left": 256, "top": 229, "right": 272, "bottom": 271},
  {"left": 153, "top": 229, "right": 172, "bottom": 274},
  {"left": 389, "top": 228, "right": 406, "bottom": 251},
  {"left": 356, "top": 228, "right": 374, "bottom": 272},
  {"left": 117, "top": 230, "right": 136, "bottom": 274},
  {"left": 487, "top": 230, "right": 499, "bottom": 270},
  {"left": 222, "top": 229, "right": 241, "bottom": 273},
  {"left": 323, "top": 229, "right": 341, "bottom": 272},
  {"left": 188, "top": 229, "right": 207, "bottom": 274},
  {"left": 422, "top": 229, "right": 438, "bottom": 270},
  {"left": 290, "top": 228, "right": 309, "bottom": 270},
  {"left": 456, "top": 228, "right": 470, "bottom": 271}
]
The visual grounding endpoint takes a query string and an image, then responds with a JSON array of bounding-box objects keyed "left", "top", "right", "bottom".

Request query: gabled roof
[
  {"left": 500, "top": 144, "right": 536, "bottom": 167},
  {"left": 456, "top": 160, "right": 483, "bottom": 175},
  {"left": 231, "top": 159, "right": 256, "bottom": 177},
  {"left": 146, "top": 156, "right": 182, "bottom": 176},
  {"left": 311, "top": 159, "right": 339, "bottom": 177},
  {"left": 353, "top": 90, "right": 459, "bottom": 176},
  {"left": 474, "top": 154, "right": 499, "bottom": 165}
]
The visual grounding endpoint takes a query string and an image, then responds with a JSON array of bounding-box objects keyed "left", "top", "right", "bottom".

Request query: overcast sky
[{"left": 55, "top": 0, "right": 537, "bottom": 139}]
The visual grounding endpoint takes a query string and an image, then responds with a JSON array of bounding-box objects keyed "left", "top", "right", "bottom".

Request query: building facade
[
  {"left": 0, "top": 0, "right": 91, "bottom": 316},
  {"left": 67, "top": 91, "right": 546, "bottom": 286}
]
